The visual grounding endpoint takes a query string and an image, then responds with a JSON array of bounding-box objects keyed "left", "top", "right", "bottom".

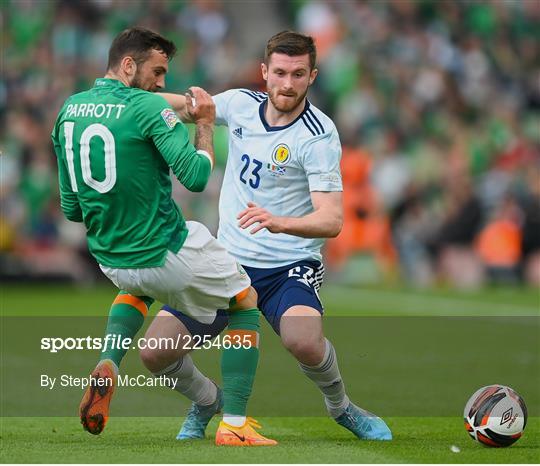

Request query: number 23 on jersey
[{"left": 239, "top": 154, "right": 262, "bottom": 189}]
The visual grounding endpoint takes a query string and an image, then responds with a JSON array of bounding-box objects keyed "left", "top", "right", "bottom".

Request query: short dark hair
[
  {"left": 264, "top": 31, "right": 317, "bottom": 70},
  {"left": 107, "top": 27, "right": 177, "bottom": 70}
]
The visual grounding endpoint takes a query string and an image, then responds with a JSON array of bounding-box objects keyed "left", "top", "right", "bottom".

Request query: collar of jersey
[
  {"left": 259, "top": 98, "right": 310, "bottom": 132},
  {"left": 94, "top": 78, "right": 127, "bottom": 88}
]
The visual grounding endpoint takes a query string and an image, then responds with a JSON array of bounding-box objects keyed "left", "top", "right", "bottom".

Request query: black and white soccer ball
[{"left": 464, "top": 384, "right": 527, "bottom": 447}]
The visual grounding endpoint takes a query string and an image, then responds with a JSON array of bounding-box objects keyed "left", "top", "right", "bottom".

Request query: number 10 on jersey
[{"left": 63, "top": 122, "right": 117, "bottom": 194}]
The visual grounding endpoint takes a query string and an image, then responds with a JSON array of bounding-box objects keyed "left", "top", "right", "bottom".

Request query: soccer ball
[{"left": 464, "top": 385, "right": 527, "bottom": 447}]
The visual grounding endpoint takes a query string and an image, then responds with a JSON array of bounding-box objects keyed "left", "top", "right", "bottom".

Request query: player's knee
[
  {"left": 283, "top": 335, "right": 325, "bottom": 366},
  {"left": 139, "top": 346, "right": 177, "bottom": 373},
  {"left": 139, "top": 346, "right": 159, "bottom": 371},
  {"left": 230, "top": 286, "right": 258, "bottom": 311}
]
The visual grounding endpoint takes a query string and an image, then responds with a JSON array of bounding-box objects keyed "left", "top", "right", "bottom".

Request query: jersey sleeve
[
  {"left": 301, "top": 128, "right": 343, "bottom": 192},
  {"left": 51, "top": 117, "right": 83, "bottom": 222},
  {"left": 134, "top": 92, "right": 211, "bottom": 192},
  {"left": 212, "top": 89, "right": 238, "bottom": 126}
]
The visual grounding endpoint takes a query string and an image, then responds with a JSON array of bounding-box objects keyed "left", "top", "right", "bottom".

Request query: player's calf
[
  {"left": 143, "top": 308, "right": 226, "bottom": 439},
  {"left": 139, "top": 309, "right": 217, "bottom": 425}
]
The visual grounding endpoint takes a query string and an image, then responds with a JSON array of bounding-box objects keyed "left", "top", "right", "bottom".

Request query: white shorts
[{"left": 100, "top": 221, "right": 251, "bottom": 324}]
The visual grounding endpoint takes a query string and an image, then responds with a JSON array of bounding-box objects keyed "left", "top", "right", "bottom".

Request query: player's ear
[
  {"left": 261, "top": 62, "right": 268, "bottom": 81},
  {"left": 308, "top": 67, "right": 318, "bottom": 86},
  {"left": 121, "top": 56, "right": 137, "bottom": 78}
]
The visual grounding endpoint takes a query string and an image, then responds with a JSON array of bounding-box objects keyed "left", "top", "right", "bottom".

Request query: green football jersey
[{"left": 51, "top": 78, "right": 211, "bottom": 268}]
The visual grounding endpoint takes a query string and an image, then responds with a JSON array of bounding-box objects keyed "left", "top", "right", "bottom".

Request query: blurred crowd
[{"left": 1, "top": 0, "right": 539, "bottom": 287}]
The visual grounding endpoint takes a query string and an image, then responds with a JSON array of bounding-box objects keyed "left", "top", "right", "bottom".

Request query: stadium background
[
  {"left": 1, "top": 1, "right": 539, "bottom": 463},
  {"left": 2, "top": 0, "right": 539, "bottom": 288}
]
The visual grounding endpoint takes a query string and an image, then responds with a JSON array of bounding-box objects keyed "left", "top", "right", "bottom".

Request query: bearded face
[
  {"left": 128, "top": 49, "right": 168, "bottom": 92},
  {"left": 262, "top": 53, "right": 317, "bottom": 114},
  {"left": 267, "top": 84, "right": 309, "bottom": 113}
]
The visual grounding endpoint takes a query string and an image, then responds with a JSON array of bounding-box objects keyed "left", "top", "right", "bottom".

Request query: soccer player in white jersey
[{"left": 141, "top": 31, "right": 392, "bottom": 442}]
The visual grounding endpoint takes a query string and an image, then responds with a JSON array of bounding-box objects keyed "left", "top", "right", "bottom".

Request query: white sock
[
  {"left": 153, "top": 354, "right": 217, "bottom": 406},
  {"left": 223, "top": 415, "right": 247, "bottom": 427},
  {"left": 299, "top": 338, "right": 350, "bottom": 418}
]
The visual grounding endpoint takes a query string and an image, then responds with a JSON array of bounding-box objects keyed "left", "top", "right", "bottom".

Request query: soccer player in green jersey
[{"left": 51, "top": 27, "right": 276, "bottom": 445}]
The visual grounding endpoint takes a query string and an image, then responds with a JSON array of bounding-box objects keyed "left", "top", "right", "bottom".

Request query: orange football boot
[
  {"left": 79, "top": 359, "right": 117, "bottom": 435},
  {"left": 215, "top": 417, "right": 277, "bottom": 446}
]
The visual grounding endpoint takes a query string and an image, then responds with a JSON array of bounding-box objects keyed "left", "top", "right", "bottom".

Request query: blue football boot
[
  {"left": 335, "top": 402, "right": 392, "bottom": 440},
  {"left": 176, "top": 387, "right": 224, "bottom": 440}
]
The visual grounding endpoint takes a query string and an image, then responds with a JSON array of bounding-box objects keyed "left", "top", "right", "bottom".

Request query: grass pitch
[
  {"left": 1, "top": 417, "right": 539, "bottom": 463},
  {"left": 1, "top": 283, "right": 539, "bottom": 463}
]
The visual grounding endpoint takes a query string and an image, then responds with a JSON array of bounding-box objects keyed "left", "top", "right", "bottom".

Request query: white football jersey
[{"left": 213, "top": 89, "right": 343, "bottom": 268}]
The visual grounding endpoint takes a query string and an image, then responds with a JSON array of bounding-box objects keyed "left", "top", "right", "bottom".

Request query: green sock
[
  {"left": 99, "top": 292, "right": 153, "bottom": 368},
  {"left": 221, "top": 308, "right": 260, "bottom": 416}
]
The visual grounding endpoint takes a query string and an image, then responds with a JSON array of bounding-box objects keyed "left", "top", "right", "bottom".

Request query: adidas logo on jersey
[{"left": 233, "top": 127, "right": 243, "bottom": 139}]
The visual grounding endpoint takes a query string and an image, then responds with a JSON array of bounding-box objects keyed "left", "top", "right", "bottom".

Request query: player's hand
[
  {"left": 237, "top": 202, "right": 284, "bottom": 234},
  {"left": 187, "top": 86, "right": 215, "bottom": 125}
]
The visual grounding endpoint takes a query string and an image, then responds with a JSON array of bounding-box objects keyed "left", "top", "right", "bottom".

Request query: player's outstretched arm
[
  {"left": 237, "top": 191, "right": 343, "bottom": 238},
  {"left": 158, "top": 87, "right": 211, "bottom": 124},
  {"left": 158, "top": 92, "right": 189, "bottom": 121},
  {"left": 147, "top": 88, "right": 216, "bottom": 192}
]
